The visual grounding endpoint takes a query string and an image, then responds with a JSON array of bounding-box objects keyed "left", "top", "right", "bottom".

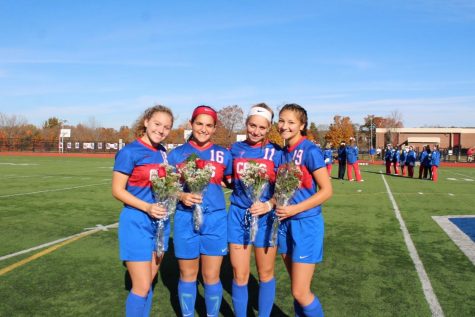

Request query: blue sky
[{"left": 1, "top": 0, "right": 474, "bottom": 129}]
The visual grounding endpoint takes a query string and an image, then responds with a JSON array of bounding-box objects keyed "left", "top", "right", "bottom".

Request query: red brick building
[{"left": 375, "top": 128, "right": 475, "bottom": 153}]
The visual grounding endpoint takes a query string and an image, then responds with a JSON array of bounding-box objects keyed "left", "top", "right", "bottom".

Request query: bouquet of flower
[
  {"left": 269, "top": 161, "right": 302, "bottom": 246},
  {"left": 179, "top": 153, "right": 213, "bottom": 232},
  {"left": 240, "top": 160, "right": 269, "bottom": 243},
  {"left": 150, "top": 163, "right": 182, "bottom": 257}
]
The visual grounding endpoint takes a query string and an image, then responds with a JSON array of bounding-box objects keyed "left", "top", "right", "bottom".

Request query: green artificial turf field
[{"left": 1, "top": 156, "right": 474, "bottom": 316}]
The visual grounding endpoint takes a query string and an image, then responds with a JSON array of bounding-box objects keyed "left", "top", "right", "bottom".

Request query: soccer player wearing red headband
[{"left": 168, "top": 105, "right": 232, "bottom": 317}]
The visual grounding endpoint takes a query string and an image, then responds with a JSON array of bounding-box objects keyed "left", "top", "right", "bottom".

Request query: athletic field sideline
[{"left": 0, "top": 155, "right": 474, "bottom": 316}]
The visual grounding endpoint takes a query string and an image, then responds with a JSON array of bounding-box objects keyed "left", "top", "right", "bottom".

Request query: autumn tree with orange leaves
[{"left": 325, "top": 115, "right": 355, "bottom": 147}]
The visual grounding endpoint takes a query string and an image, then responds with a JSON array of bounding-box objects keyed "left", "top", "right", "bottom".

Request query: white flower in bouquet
[
  {"left": 150, "top": 163, "right": 182, "bottom": 257},
  {"left": 179, "top": 153, "right": 213, "bottom": 232},
  {"left": 239, "top": 160, "right": 269, "bottom": 242},
  {"left": 270, "top": 161, "right": 302, "bottom": 246}
]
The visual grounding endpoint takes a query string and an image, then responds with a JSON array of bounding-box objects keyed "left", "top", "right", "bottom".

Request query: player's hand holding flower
[
  {"left": 270, "top": 162, "right": 302, "bottom": 245},
  {"left": 240, "top": 160, "right": 269, "bottom": 243},
  {"left": 150, "top": 163, "right": 182, "bottom": 257},
  {"left": 275, "top": 204, "right": 297, "bottom": 221},
  {"left": 249, "top": 200, "right": 272, "bottom": 217},
  {"left": 179, "top": 153, "right": 213, "bottom": 232}
]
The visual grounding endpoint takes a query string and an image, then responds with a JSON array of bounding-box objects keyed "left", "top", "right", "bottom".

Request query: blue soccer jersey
[
  {"left": 229, "top": 141, "right": 282, "bottom": 209},
  {"left": 168, "top": 142, "right": 232, "bottom": 213},
  {"left": 281, "top": 137, "right": 326, "bottom": 219},
  {"left": 346, "top": 145, "right": 359, "bottom": 164},
  {"left": 113, "top": 139, "right": 168, "bottom": 208},
  {"left": 114, "top": 139, "right": 169, "bottom": 261},
  {"left": 323, "top": 149, "right": 333, "bottom": 165}
]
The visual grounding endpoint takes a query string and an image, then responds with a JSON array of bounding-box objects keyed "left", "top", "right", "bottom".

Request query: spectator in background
[
  {"left": 418, "top": 145, "right": 428, "bottom": 179},
  {"left": 406, "top": 145, "right": 417, "bottom": 178},
  {"left": 467, "top": 147, "right": 474, "bottom": 162},
  {"left": 392, "top": 145, "right": 400, "bottom": 175},
  {"left": 346, "top": 137, "right": 363, "bottom": 182},
  {"left": 399, "top": 146, "right": 407, "bottom": 176},
  {"left": 369, "top": 146, "right": 376, "bottom": 163},
  {"left": 376, "top": 147, "right": 382, "bottom": 158},
  {"left": 337, "top": 141, "right": 347, "bottom": 180},
  {"left": 431, "top": 144, "right": 441, "bottom": 182},
  {"left": 323, "top": 143, "right": 333, "bottom": 178},
  {"left": 425, "top": 146, "right": 432, "bottom": 179},
  {"left": 384, "top": 144, "right": 393, "bottom": 174}
]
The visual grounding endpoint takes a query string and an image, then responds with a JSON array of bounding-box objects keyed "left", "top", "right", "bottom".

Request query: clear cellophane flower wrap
[
  {"left": 270, "top": 161, "right": 302, "bottom": 246},
  {"left": 179, "top": 154, "right": 213, "bottom": 232},
  {"left": 150, "top": 164, "right": 182, "bottom": 257},
  {"left": 240, "top": 160, "right": 269, "bottom": 243}
]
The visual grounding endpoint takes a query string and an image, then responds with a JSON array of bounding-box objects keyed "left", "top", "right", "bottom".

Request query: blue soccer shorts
[
  {"left": 227, "top": 204, "right": 276, "bottom": 248},
  {"left": 173, "top": 208, "right": 228, "bottom": 259},
  {"left": 278, "top": 213, "right": 324, "bottom": 264},
  {"left": 119, "top": 207, "right": 170, "bottom": 261}
]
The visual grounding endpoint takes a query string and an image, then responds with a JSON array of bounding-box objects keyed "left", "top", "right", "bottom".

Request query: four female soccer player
[{"left": 110, "top": 103, "right": 426, "bottom": 316}]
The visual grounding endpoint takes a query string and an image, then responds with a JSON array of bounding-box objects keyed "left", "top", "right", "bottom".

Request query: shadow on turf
[
  {"left": 124, "top": 238, "right": 289, "bottom": 316},
  {"left": 362, "top": 169, "right": 432, "bottom": 180}
]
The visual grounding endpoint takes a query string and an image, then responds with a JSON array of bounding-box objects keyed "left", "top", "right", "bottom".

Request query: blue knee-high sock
[
  {"left": 294, "top": 299, "right": 304, "bottom": 317},
  {"left": 231, "top": 280, "right": 248, "bottom": 317},
  {"left": 204, "top": 281, "right": 223, "bottom": 317},
  {"left": 258, "top": 278, "right": 275, "bottom": 317},
  {"left": 126, "top": 291, "right": 147, "bottom": 317},
  {"left": 301, "top": 295, "right": 324, "bottom": 317},
  {"left": 143, "top": 286, "right": 154, "bottom": 317},
  {"left": 178, "top": 279, "right": 197, "bottom": 317}
]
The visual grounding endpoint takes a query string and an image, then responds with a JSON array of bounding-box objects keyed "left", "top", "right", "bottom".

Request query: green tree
[{"left": 42, "top": 117, "right": 61, "bottom": 129}]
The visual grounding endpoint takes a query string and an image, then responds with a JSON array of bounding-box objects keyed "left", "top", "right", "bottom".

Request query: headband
[
  {"left": 248, "top": 107, "right": 273, "bottom": 123},
  {"left": 191, "top": 106, "right": 217, "bottom": 122}
]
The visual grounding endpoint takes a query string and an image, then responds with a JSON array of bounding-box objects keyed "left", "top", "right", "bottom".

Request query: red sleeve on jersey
[
  {"left": 128, "top": 163, "right": 162, "bottom": 187},
  {"left": 299, "top": 165, "right": 314, "bottom": 189}
]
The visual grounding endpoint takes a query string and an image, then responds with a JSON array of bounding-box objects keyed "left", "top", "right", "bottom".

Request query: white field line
[
  {"left": 381, "top": 174, "right": 444, "bottom": 317},
  {"left": 0, "top": 182, "right": 110, "bottom": 198},
  {"left": 432, "top": 216, "right": 475, "bottom": 266},
  {"left": 0, "top": 163, "right": 38, "bottom": 166},
  {"left": 0, "top": 223, "right": 118, "bottom": 261},
  {"left": 448, "top": 171, "right": 474, "bottom": 180}
]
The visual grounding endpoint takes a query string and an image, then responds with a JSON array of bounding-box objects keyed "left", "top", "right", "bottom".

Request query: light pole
[
  {"left": 370, "top": 116, "right": 373, "bottom": 151},
  {"left": 58, "top": 119, "right": 68, "bottom": 154}
]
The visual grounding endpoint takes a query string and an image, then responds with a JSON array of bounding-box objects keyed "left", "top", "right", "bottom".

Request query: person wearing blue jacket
[
  {"left": 400, "top": 146, "right": 407, "bottom": 176},
  {"left": 424, "top": 146, "right": 432, "bottom": 179},
  {"left": 392, "top": 146, "right": 400, "bottom": 175},
  {"left": 346, "top": 137, "right": 363, "bottom": 182},
  {"left": 369, "top": 147, "right": 376, "bottom": 163},
  {"left": 323, "top": 143, "right": 333, "bottom": 178},
  {"left": 337, "top": 141, "right": 347, "bottom": 180},
  {"left": 431, "top": 144, "right": 441, "bottom": 182},
  {"left": 405, "top": 145, "right": 417, "bottom": 178},
  {"left": 384, "top": 144, "right": 393, "bottom": 174},
  {"left": 418, "top": 146, "right": 428, "bottom": 179}
]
